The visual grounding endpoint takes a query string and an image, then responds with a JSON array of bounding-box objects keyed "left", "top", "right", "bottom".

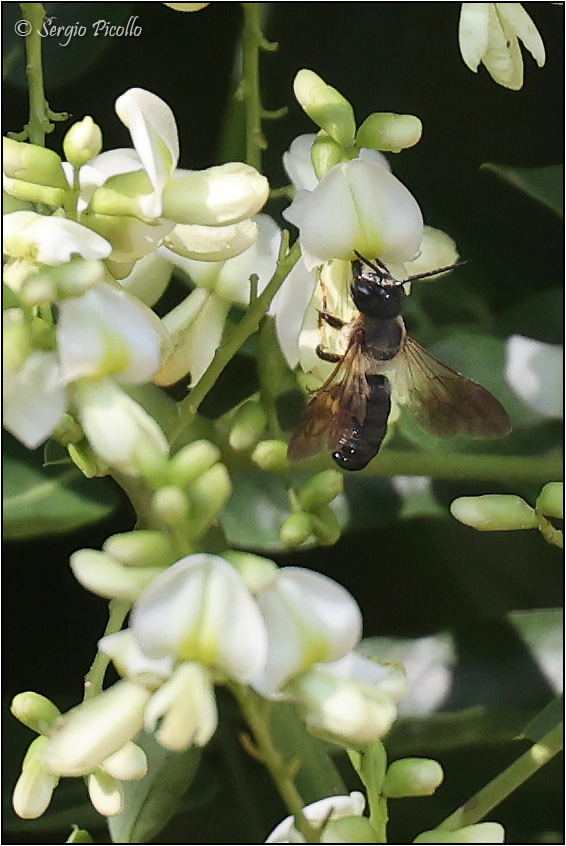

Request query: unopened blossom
[
  {"left": 414, "top": 821, "right": 505, "bottom": 843},
  {"left": 459, "top": 3, "right": 545, "bottom": 90},
  {"left": 505, "top": 335, "right": 563, "bottom": 419}
]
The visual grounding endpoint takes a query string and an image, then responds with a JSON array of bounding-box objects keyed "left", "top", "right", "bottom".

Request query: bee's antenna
[
  {"left": 353, "top": 250, "right": 390, "bottom": 276},
  {"left": 403, "top": 259, "right": 467, "bottom": 283}
]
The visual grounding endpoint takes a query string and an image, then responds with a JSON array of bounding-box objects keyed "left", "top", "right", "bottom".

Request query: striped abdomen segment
[{"left": 332, "top": 375, "right": 391, "bottom": 471}]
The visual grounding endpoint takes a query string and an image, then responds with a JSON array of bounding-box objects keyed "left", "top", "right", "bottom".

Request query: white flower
[
  {"left": 252, "top": 567, "right": 362, "bottom": 696},
  {"left": 2, "top": 349, "right": 67, "bottom": 449},
  {"left": 505, "top": 335, "right": 563, "bottom": 419},
  {"left": 144, "top": 661, "right": 218, "bottom": 750},
  {"left": 130, "top": 554, "right": 269, "bottom": 683},
  {"left": 266, "top": 791, "right": 366, "bottom": 843},
  {"left": 3, "top": 211, "right": 112, "bottom": 265},
  {"left": 459, "top": 3, "right": 545, "bottom": 90}
]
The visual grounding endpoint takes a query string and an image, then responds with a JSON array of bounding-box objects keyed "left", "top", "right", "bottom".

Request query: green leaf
[
  {"left": 108, "top": 732, "right": 201, "bottom": 844},
  {"left": 3, "top": 435, "right": 118, "bottom": 540},
  {"left": 220, "top": 470, "right": 291, "bottom": 551},
  {"left": 482, "top": 163, "right": 563, "bottom": 218},
  {"left": 270, "top": 702, "right": 347, "bottom": 803},
  {"left": 66, "top": 826, "right": 94, "bottom": 843}
]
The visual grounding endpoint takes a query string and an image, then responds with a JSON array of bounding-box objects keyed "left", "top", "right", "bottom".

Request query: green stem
[
  {"left": 235, "top": 686, "right": 321, "bottom": 843},
  {"left": 83, "top": 599, "right": 130, "bottom": 700},
  {"left": 294, "top": 450, "right": 562, "bottom": 484},
  {"left": 349, "top": 743, "right": 389, "bottom": 842},
  {"left": 172, "top": 236, "right": 300, "bottom": 443},
  {"left": 241, "top": 3, "right": 267, "bottom": 170},
  {"left": 438, "top": 723, "right": 563, "bottom": 831},
  {"left": 20, "top": 3, "right": 50, "bottom": 145}
]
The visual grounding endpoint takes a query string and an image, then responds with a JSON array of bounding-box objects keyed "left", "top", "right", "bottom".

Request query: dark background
[{"left": 3, "top": 3, "right": 563, "bottom": 844}]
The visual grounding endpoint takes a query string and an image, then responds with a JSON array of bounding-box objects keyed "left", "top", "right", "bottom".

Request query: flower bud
[
  {"left": 168, "top": 440, "right": 221, "bottom": 487},
  {"left": 63, "top": 117, "right": 103, "bottom": 167},
  {"left": 222, "top": 550, "right": 278, "bottom": 593},
  {"left": 2, "top": 177, "right": 66, "bottom": 207},
  {"left": 252, "top": 439, "right": 289, "bottom": 473},
  {"left": 322, "top": 816, "right": 377, "bottom": 843},
  {"left": 68, "top": 440, "right": 109, "bottom": 478},
  {"left": 536, "top": 482, "right": 563, "bottom": 519},
  {"left": 100, "top": 741, "right": 147, "bottom": 781},
  {"left": 11, "top": 692, "right": 61, "bottom": 735},
  {"left": 414, "top": 822, "right": 505, "bottom": 843},
  {"left": 103, "top": 530, "right": 175, "bottom": 568},
  {"left": 70, "top": 548, "right": 167, "bottom": 601},
  {"left": 356, "top": 113, "right": 422, "bottom": 153},
  {"left": 12, "top": 736, "right": 59, "bottom": 820},
  {"left": 3, "top": 138, "right": 68, "bottom": 189},
  {"left": 298, "top": 470, "right": 344, "bottom": 511},
  {"left": 42, "top": 681, "right": 151, "bottom": 777},
  {"left": 87, "top": 770, "right": 123, "bottom": 817},
  {"left": 310, "top": 505, "right": 342, "bottom": 546},
  {"left": 311, "top": 131, "right": 347, "bottom": 180},
  {"left": 382, "top": 757, "right": 444, "bottom": 797},
  {"left": 228, "top": 400, "right": 268, "bottom": 451},
  {"left": 450, "top": 494, "right": 539, "bottom": 531},
  {"left": 280, "top": 512, "right": 313, "bottom": 548},
  {"left": 185, "top": 463, "right": 232, "bottom": 539},
  {"left": 293, "top": 70, "right": 356, "bottom": 148},
  {"left": 21, "top": 258, "right": 106, "bottom": 304},
  {"left": 151, "top": 486, "right": 190, "bottom": 525}
]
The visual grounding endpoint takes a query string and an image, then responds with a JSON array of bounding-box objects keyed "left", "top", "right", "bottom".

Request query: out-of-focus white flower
[
  {"left": 459, "top": 3, "right": 545, "bottom": 90},
  {"left": 414, "top": 821, "right": 505, "bottom": 843},
  {"left": 3, "top": 348, "right": 67, "bottom": 449},
  {"left": 130, "top": 554, "right": 269, "bottom": 683},
  {"left": 3, "top": 211, "right": 112, "bottom": 265},
  {"left": 252, "top": 567, "right": 362, "bottom": 696},
  {"left": 265, "top": 791, "right": 367, "bottom": 843},
  {"left": 505, "top": 335, "right": 563, "bottom": 419}
]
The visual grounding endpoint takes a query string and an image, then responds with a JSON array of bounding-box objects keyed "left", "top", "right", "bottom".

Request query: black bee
[{"left": 288, "top": 253, "right": 512, "bottom": 471}]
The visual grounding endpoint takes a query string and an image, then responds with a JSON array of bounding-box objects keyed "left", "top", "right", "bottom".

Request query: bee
[{"left": 288, "top": 253, "right": 512, "bottom": 471}]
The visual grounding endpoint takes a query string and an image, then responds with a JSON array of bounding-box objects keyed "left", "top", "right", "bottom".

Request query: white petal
[
  {"left": 144, "top": 662, "right": 217, "bottom": 750},
  {"left": 115, "top": 89, "right": 179, "bottom": 218},
  {"left": 57, "top": 282, "right": 165, "bottom": 384},
  {"left": 119, "top": 252, "right": 173, "bottom": 306},
  {"left": 266, "top": 792, "right": 365, "bottom": 843},
  {"left": 458, "top": 3, "right": 491, "bottom": 71},
  {"left": 3, "top": 351, "right": 67, "bottom": 448},
  {"left": 42, "top": 681, "right": 151, "bottom": 777},
  {"left": 131, "top": 555, "right": 269, "bottom": 682},
  {"left": 101, "top": 741, "right": 147, "bottom": 781},
  {"left": 484, "top": 5, "right": 524, "bottom": 90},
  {"left": 88, "top": 148, "right": 144, "bottom": 182},
  {"left": 12, "top": 737, "right": 58, "bottom": 820},
  {"left": 214, "top": 214, "right": 281, "bottom": 304},
  {"left": 496, "top": 3, "right": 545, "bottom": 66},
  {"left": 282, "top": 134, "right": 319, "bottom": 191},
  {"left": 269, "top": 259, "right": 317, "bottom": 368},
  {"left": 98, "top": 630, "right": 174, "bottom": 682},
  {"left": 88, "top": 771, "right": 124, "bottom": 817},
  {"left": 403, "top": 226, "right": 459, "bottom": 278},
  {"left": 74, "top": 379, "right": 169, "bottom": 475},
  {"left": 164, "top": 218, "right": 259, "bottom": 262},
  {"left": 3, "top": 211, "right": 112, "bottom": 265},
  {"left": 505, "top": 335, "right": 563, "bottom": 418}
]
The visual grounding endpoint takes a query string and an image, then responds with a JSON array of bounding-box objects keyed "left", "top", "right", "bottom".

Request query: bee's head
[{"left": 351, "top": 257, "right": 405, "bottom": 319}]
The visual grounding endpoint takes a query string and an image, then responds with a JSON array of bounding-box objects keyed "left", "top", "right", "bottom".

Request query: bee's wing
[
  {"left": 393, "top": 336, "right": 512, "bottom": 439},
  {"left": 288, "top": 347, "right": 369, "bottom": 461}
]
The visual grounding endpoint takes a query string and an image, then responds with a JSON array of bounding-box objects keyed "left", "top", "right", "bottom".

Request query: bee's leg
[
  {"left": 316, "top": 344, "right": 342, "bottom": 363},
  {"left": 318, "top": 311, "right": 345, "bottom": 330}
]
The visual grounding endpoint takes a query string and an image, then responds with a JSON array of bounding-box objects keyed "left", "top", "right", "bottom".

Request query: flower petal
[
  {"left": 458, "top": 3, "right": 491, "bottom": 71},
  {"left": 3, "top": 211, "right": 112, "bottom": 265},
  {"left": 496, "top": 2, "right": 545, "bottom": 67},
  {"left": 3, "top": 351, "right": 67, "bottom": 448},
  {"left": 505, "top": 335, "right": 563, "bottom": 418}
]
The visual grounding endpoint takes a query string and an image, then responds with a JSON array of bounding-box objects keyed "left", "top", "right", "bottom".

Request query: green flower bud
[
  {"left": 310, "top": 504, "right": 341, "bottom": 546},
  {"left": 356, "top": 112, "right": 422, "bottom": 153},
  {"left": 21, "top": 258, "right": 106, "bottom": 304},
  {"left": 311, "top": 131, "right": 347, "bottom": 180},
  {"left": 450, "top": 494, "right": 539, "bottom": 531},
  {"left": 297, "top": 469, "right": 344, "bottom": 511},
  {"left": 222, "top": 550, "right": 278, "bottom": 592},
  {"left": 186, "top": 463, "right": 232, "bottom": 539},
  {"left": 63, "top": 117, "right": 103, "bottom": 167},
  {"left": 70, "top": 548, "right": 166, "bottom": 601},
  {"left": 53, "top": 413, "right": 83, "bottom": 445},
  {"left": 89, "top": 173, "right": 153, "bottom": 219},
  {"left": 228, "top": 400, "right": 268, "bottom": 451},
  {"left": 11, "top": 692, "right": 61, "bottom": 735},
  {"left": 383, "top": 757, "right": 444, "bottom": 798},
  {"left": 103, "top": 530, "right": 175, "bottom": 568},
  {"left": 414, "top": 822, "right": 505, "bottom": 843},
  {"left": 169, "top": 440, "right": 221, "bottom": 487},
  {"left": 3, "top": 138, "right": 68, "bottom": 189},
  {"left": 3, "top": 176, "right": 67, "bottom": 207},
  {"left": 324, "top": 816, "right": 378, "bottom": 843},
  {"left": 151, "top": 486, "right": 190, "bottom": 525},
  {"left": 251, "top": 439, "right": 289, "bottom": 473},
  {"left": 280, "top": 512, "right": 313, "bottom": 547},
  {"left": 68, "top": 441, "right": 109, "bottom": 478},
  {"left": 293, "top": 69, "right": 356, "bottom": 148},
  {"left": 536, "top": 482, "right": 563, "bottom": 520}
]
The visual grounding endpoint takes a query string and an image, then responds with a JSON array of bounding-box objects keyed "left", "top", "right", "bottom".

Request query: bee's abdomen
[{"left": 332, "top": 375, "right": 391, "bottom": 471}]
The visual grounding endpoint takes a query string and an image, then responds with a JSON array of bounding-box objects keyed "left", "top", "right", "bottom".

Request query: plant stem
[
  {"left": 172, "top": 236, "right": 300, "bottom": 442},
  {"left": 241, "top": 3, "right": 267, "bottom": 170},
  {"left": 438, "top": 723, "right": 563, "bottom": 831},
  {"left": 235, "top": 687, "right": 321, "bottom": 843},
  {"left": 83, "top": 599, "right": 131, "bottom": 700}
]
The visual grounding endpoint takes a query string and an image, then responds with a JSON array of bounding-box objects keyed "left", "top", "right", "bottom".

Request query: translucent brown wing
[
  {"left": 394, "top": 336, "right": 512, "bottom": 439},
  {"left": 288, "top": 344, "right": 369, "bottom": 461}
]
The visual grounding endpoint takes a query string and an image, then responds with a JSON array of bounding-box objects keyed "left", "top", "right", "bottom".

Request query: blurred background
[{"left": 3, "top": 3, "right": 563, "bottom": 843}]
